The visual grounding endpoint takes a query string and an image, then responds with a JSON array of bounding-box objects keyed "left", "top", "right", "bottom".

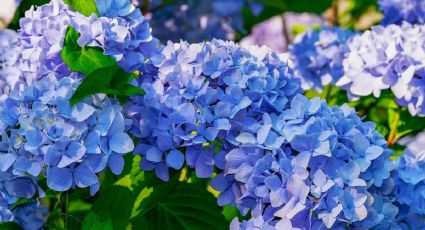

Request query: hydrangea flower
[
  {"left": 0, "top": 29, "right": 22, "bottom": 98},
  {"left": 0, "top": 75, "right": 134, "bottom": 195},
  {"left": 72, "top": 0, "right": 163, "bottom": 72},
  {"left": 211, "top": 95, "right": 394, "bottom": 229},
  {"left": 135, "top": 0, "right": 263, "bottom": 43},
  {"left": 18, "top": 0, "right": 78, "bottom": 82},
  {"left": 338, "top": 23, "right": 425, "bottom": 116},
  {"left": 289, "top": 27, "right": 355, "bottom": 92},
  {"left": 379, "top": 0, "right": 425, "bottom": 25},
  {"left": 11, "top": 201, "right": 47, "bottom": 230},
  {"left": 125, "top": 40, "right": 302, "bottom": 181},
  {"left": 18, "top": 0, "right": 161, "bottom": 82}
]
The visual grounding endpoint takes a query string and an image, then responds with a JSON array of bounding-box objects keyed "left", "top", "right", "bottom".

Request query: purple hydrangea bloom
[
  {"left": 17, "top": 0, "right": 161, "bottom": 81},
  {"left": 289, "top": 27, "right": 355, "bottom": 92},
  {"left": 18, "top": 0, "right": 78, "bottom": 82},
  {"left": 0, "top": 29, "right": 22, "bottom": 98},
  {"left": 0, "top": 75, "right": 134, "bottom": 195},
  {"left": 212, "top": 95, "right": 394, "bottom": 229},
  {"left": 339, "top": 23, "right": 425, "bottom": 116},
  {"left": 379, "top": 0, "right": 425, "bottom": 26},
  {"left": 125, "top": 40, "right": 302, "bottom": 181}
]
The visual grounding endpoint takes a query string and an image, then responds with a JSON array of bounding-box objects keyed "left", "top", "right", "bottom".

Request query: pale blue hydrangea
[
  {"left": 338, "top": 23, "right": 425, "bottom": 116},
  {"left": 0, "top": 29, "right": 22, "bottom": 97},
  {"left": 289, "top": 27, "right": 355, "bottom": 91},
  {"left": 379, "top": 0, "right": 425, "bottom": 25},
  {"left": 125, "top": 40, "right": 301, "bottom": 181},
  {"left": 0, "top": 75, "right": 134, "bottom": 195},
  {"left": 212, "top": 95, "right": 394, "bottom": 229}
]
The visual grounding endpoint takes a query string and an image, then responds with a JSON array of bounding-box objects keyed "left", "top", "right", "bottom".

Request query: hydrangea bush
[{"left": 1, "top": 0, "right": 425, "bottom": 229}]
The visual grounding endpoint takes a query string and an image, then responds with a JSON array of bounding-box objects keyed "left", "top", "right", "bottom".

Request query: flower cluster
[
  {"left": 72, "top": 0, "right": 162, "bottom": 72},
  {"left": 0, "top": 29, "right": 21, "bottom": 98},
  {"left": 212, "top": 95, "right": 394, "bottom": 229},
  {"left": 18, "top": 0, "right": 78, "bottom": 82},
  {"left": 18, "top": 0, "right": 160, "bottom": 81},
  {"left": 379, "top": 0, "right": 425, "bottom": 25},
  {"left": 0, "top": 76, "right": 134, "bottom": 196},
  {"left": 393, "top": 149, "right": 425, "bottom": 216},
  {"left": 338, "top": 23, "right": 425, "bottom": 116},
  {"left": 289, "top": 27, "right": 355, "bottom": 92},
  {"left": 125, "top": 40, "right": 302, "bottom": 181},
  {"left": 137, "top": 0, "right": 263, "bottom": 43}
]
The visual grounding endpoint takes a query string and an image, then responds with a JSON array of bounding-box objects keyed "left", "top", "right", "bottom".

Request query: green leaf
[
  {"left": 69, "top": 66, "right": 144, "bottom": 105},
  {"left": 63, "top": 0, "right": 99, "bottom": 16},
  {"left": 61, "top": 27, "right": 116, "bottom": 76},
  {"left": 0, "top": 222, "right": 22, "bottom": 230},
  {"left": 131, "top": 181, "right": 229, "bottom": 230},
  {"left": 82, "top": 186, "right": 135, "bottom": 230},
  {"left": 7, "top": 0, "right": 50, "bottom": 30}
]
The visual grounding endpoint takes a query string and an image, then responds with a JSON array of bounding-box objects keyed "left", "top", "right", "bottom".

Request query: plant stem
[
  {"left": 387, "top": 110, "right": 400, "bottom": 146},
  {"left": 281, "top": 14, "right": 290, "bottom": 51}
]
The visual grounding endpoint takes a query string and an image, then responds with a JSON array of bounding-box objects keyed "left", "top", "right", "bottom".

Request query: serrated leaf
[
  {"left": 61, "top": 26, "right": 116, "bottom": 76},
  {"left": 63, "top": 0, "right": 99, "bottom": 16},
  {"left": 82, "top": 186, "right": 134, "bottom": 230},
  {"left": 131, "top": 181, "right": 229, "bottom": 230}
]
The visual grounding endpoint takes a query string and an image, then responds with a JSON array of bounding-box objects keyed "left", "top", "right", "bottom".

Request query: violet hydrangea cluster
[
  {"left": 0, "top": 29, "right": 21, "bottom": 98},
  {"left": 379, "top": 0, "right": 425, "bottom": 25},
  {"left": 138, "top": 0, "right": 263, "bottom": 43},
  {"left": 338, "top": 23, "right": 425, "bottom": 116},
  {"left": 18, "top": 0, "right": 161, "bottom": 81},
  {"left": 0, "top": 75, "right": 134, "bottom": 197},
  {"left": 289, "top": 27, "right": 355, "bottom": 92},
  {"left": 212, "top": 94, "right": 394, "bottom": 229},
  {"left": 125, "top": 40, "right": 302, "bottom": 181}
]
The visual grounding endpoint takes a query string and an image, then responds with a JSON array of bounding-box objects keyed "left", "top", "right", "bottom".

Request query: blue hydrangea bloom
[
  {"left": 289, "top": 27, "right": 355, "bottom": 92},
  {"left": 0, "top": 29, "right": 22, "bottom": 97},
  {"left": 339, "top": 23, "right": 425, "bottom": 116},
  {"left": 0, "top": 75, "right": 134, "bottom": 195},
  {"left": 126, "top": 40, "right": 302, "bottom": 181},
  {"left": 379, "top": 0, "right": 425, "bottom": 25},
  {"left": 12, "top": 201, "right": 47, "bottom": 230},
  {"left": 212, "top": 95, "right": 394, "bottom": 229},
  {"left": 136, "top": 0, "right": 263, "bottom": 43}
]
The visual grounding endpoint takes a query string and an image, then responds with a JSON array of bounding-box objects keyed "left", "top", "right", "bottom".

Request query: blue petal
[
  {"left": 47, "top": 167, "right": 73, "bottom": 191},
  {"left": 109, "top": 133, "right": 134, "bottom": 153},
  {"left": 74, "top": 164, "right": 98, "bottom": 188},
  {"left": 166, "top": 149, "right": 185, "bottom": 170}
]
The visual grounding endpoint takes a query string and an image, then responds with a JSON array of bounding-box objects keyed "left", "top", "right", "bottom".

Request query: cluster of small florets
[
  {"left": 0, "top": 76, "right": 134, "bottom": 196},
  {"left": 125, "top": 40, "right": 302, "bottom": 181},
  {"left": 137, "top": 0, "right": 263, "bottom": 43},
  {"left": 211, "top": 94, "right": 394, "bottom": 229},
  {"left": 0, "top": 29, "right": 21, "bottom": 97},
  {"left": 289, "top": 27, "right": 355, "bottom": 92},
  {"left": 72, "top": 0, "right": 163, "bottom": 72},
  {"left": 17, "top": 0, "right": 161, "bottom": 79},
  {"left": 379, "top": 0, "right": 425, "bottom": 25},
  {"left": 338, "top": 23, "right": 425, "bottom": 116}
]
